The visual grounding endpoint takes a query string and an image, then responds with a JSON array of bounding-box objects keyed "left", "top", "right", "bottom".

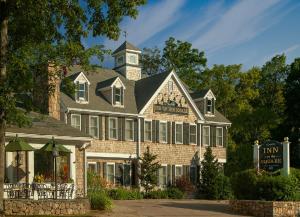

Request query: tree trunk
[{"left": 0, "top": 0, "right": 8, "bottom": 213}]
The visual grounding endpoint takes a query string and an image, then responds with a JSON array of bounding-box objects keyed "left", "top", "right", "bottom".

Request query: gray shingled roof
[
  {"left": 112, "top": 41, "right": 140, "bottom": 55},
  {"left": 62, "top": 66, "right": 138, "bottom": 114},
  {"left": 190, "top": 89, "right": 210, "bottom": 99},
  {"left": 204, "top": 110, "right": 231, "bottom": 124},
  {"left": 6, "top": 112, "right": 91, "bottom": 145}
]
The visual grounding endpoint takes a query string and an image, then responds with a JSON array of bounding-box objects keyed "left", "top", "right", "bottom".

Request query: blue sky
[{"left": 83, "top": 0, "right": 300, "bottom": 70}]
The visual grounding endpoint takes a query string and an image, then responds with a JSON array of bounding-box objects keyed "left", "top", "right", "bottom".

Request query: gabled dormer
[
  {"left": 74, "top": 72, "right": 90, "bottom": 104},
  {"left": 192, "top": 89, "right": 216, "bottom": 116},
  {"left": 97, "top": 77, "right": 126, "bottom": 107},
  {"left": 112, "top": 41, "right": 142, "bottom": 81}
]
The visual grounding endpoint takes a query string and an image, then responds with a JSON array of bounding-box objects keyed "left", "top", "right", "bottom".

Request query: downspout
[{"left": 137, "top": 118, "right": 141, "bottom": 187}]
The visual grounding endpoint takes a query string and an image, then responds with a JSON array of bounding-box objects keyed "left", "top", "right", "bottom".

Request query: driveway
[{"left": 90, "top": 200, "right": 249, "bottom": 217}]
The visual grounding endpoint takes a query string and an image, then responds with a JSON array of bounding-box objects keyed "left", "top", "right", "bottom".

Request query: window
[
  {"left": 112, "top": 163, "right": 131, "bottom": 186},
  {"left": 144, "top": 120, "right": 152, "bottom": 141},
  {"left": 168, "top": 80, "right": 173, "bottom": 93},
  {"left": 216, "top": 127, "right": 223, "bottom": 146},
  {"left": 109, "top": 118, "right": 118, "bottom": 140},
  {"left": 71, "top": 114, "right": 81, "bottom": 130},
  {"left": 129, "top": 55, "right": 137, "bottom": 64},
  {"left": 88, "top": 163, "right": 96, "bottom": 173},
  {"left": 158, "top": 165, "right": 167, "bottom": 186},
  {"left": 203, "top": 126, "right": 210, "bottom": 146},
  {"left": 175, "top": 123, "right": 183, "bottom": 144},
  {"left": 125, "top": 119, "right": 134, "bottom": 141},
  {"left": 113, "top": 86, "right": 124, "bottom": 106},
  {"left": 89, "top": 116, "right": 99, "bottom": 138},
  {"left": 190, "top": 125, "right": 197, "bottom": 144},
  {"left": 159, "top": 122, "right": 167, "bottom": 143},
  {"left": 106, "top": 163, "right": 115, "bottom": 184},
  {"left": 115, "top": 88, "right": 121, "bottom": 103},
  {"left": 207, "top": 99, "right": 212, "bottom": 113},
  {"left": 175, "top": 165, "right": 183, "bottom": 180},
  {"left": 117, "top": 56, "right": 124, "bottom": 65}
]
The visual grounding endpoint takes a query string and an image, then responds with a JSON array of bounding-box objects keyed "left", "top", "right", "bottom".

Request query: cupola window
[
  {"left": 129, "top": 55, "right": 137, "bottom": 64},
  {"left": 117, "top": 56, "right": 124, "bottom": 65}
]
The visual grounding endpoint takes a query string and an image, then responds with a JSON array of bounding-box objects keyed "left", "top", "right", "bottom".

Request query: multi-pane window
[
  {"left": 144, "top": 121, "right": 152, "bottom": 141},
  {"left": 190, "top": 125, "right": 197, "bottom": 144},
  {"left": 125, "top": 119, "right": 134, "bottom": 141},
  {"left": 175, "top": 123, "right": 183, "bottom": 144},
  {"left": 71, "top": 114, "right": 81, "bottom": 130},
  {"left": 159, "top": 122, "right": 167, "bottom": 143},
  {"left": 89, "top": 116, "right": 99, "bottom": 138},
  {"left": 115, "top": 88, "right": 121, "bottom": 104},
  {"left": 78, "top": 83, "right": 85, "bottom": 99},
  {"left": 207, "top": 99, "right": 212, "bottom": 113},
  {"left": 109, "top": 118, "right": 118, "bottom": 140},
  {"left": 216, "top": 127, "right": 223, "bottom": 146},
  {"left": 129, "top": 55, "right": 137, "bottom": 64},
  {"left": 158, "top": 165, "right": 167, "bottom": 186},
  {"left": 203, "top": 126, "right": 210, "bottom": 146},
  {"left": 107, "top": 163, "right": 115, "bottom": 184},
  {"left": 175, "top": 165, "right": 183, "bottom": 180},
  {"left": 88, "top": 163, "right": 96, "bottom": 173}
]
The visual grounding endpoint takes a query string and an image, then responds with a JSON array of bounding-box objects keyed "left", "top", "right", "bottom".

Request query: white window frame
[
  {"left": 159, "top": 121, "right": 167, "bottom": 143},
  {"left": 109, "top": 117, "right": 118, "bottom": 140},
  {"left": 158, "top": 164, "right": 167, "bottom": 187},
  {"left": 125, "top": 119, "right": 134, "bottom": 141},
  {"left": 71, "top": 114, "right": 81, "bottom": 130},
  {"left": 128, "top": 54, "right": 137, "bottom": 64},
  {"left": 106, "top": 162, "right": 115, "bottom": 184},
  {"left": 115, "top": 87, "right": 122, "bottom": 104},
  {"left": 89, "top": 116, "right": 99, "bottom": 138},
  {"left": 175, "top": 165, "right": 183, "bottom": 180},
  {"left": 144, "top": 120, "right": 152, "bottom": 142},
  {"left": 189, "top": 124, "right": 197, "bottom": 145},
  {"left": 175, "top": 122, "right": 183, "bottom": 144},
  {"left": 88, "top": 162, "right": 97, "bottom": 173},
  {"left": 202, "top": 126, "right": 210, "bottom": 146},
  {"left": 216, "top": 127, "right": 223, "bottom": 147},
  {"left": 207, "top": 99, "right": 212, "bottom": 113}
]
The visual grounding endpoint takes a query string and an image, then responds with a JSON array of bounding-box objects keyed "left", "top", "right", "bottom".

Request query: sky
[{"left": 83, "top": 0, "right": 300, "bottom": 70}]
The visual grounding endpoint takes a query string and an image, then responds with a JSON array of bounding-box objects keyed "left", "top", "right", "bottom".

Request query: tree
[
  {"left": 140, "top": 47, "right": 162, "bottom": 76},
  {"left": 0, "top": 0, "right": 146, "bottom": 211},
  {"left": 138, "top": 146, "right": 161, "bottom": 193},
  {"left": 199, "top": 146, "right": 220, "bottom": 199}
]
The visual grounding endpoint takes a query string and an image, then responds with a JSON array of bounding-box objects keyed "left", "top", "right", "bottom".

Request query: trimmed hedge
[
  {"left": 231, "top": 168, "right": 300, "bottom": 201},
  {"left": 106, "top": 188, "right": 143, "bottom": 200},
  {"left": 144, "top": 187, "right": 184, "bottom": 199}
]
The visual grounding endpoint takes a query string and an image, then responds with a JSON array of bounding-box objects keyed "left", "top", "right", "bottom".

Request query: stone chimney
[{"left": 32, "top": 63, "right": 61, "bottom": 120}]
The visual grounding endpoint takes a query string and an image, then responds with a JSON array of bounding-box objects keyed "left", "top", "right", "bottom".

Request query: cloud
[
  {"left": 192, "top": 0, "right": 285, "bottom": 53},
  {"left": 263, "top": 44, "right": 300, "bottom": 63},
  {"left": 103, "top": 0, "right": 186, "bottom": 51}
]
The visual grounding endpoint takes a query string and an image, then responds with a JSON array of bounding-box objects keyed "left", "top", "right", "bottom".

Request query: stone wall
[
  {"left": 230, "top": 200, "right": 300, "bottom": 217},
  {"left": 4, "top": 198, "right": 90, "bottom": 216},
  {"left": 75, "top": 147, "right": 85, "bottom": 197}
]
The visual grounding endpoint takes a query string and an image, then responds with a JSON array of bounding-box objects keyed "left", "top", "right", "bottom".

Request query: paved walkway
[{"left": 89, "top": 200, "right": 249, "bottom": 217}]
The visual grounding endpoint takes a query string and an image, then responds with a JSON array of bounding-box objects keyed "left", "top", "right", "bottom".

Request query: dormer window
[
  {"left": 73, "top": 72, "right": 90, "bottom": 104},
  {"left": 207, "top": 99, "right": 212, "bottom": 113},
  {"left": 113, "top": 86, "right": 124, "bottom": 106},
  {"left": 78, "top": 83, "right": 86, "bottom": 99}
]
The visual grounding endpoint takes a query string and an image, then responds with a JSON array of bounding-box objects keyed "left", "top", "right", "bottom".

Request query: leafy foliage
[
  {"left": 88, "top": 189, "right": 113, "bottom": 210},
  {"left": 138, "top": 146, "right": 161, "bottom": 193},
  {"left": 106, "top": 188, "right": 143, "bottom": 200}
]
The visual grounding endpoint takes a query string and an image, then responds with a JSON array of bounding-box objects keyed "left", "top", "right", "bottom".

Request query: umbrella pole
[
  {"left": 25, "top": 151, "right": 29, "bottom": 199},
  {"left": 16, "top": 151, "right": 19, "bottom": 183}
]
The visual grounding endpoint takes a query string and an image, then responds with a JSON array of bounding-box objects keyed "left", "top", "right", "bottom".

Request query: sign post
[
  {"left": 283, "top": 137, "right": 290, "bottom": 176},
  {"left": 253, "top": 140, "right": 260, "bottom": 170}
]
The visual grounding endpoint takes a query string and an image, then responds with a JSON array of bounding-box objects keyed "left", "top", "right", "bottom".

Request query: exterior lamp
[{"left": 52, "top": 140, "right": 59, "bottom": 199}]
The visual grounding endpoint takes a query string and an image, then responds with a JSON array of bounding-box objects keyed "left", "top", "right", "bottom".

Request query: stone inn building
[{"left": 54, "top": 41, "right": 231, "bottom": 189}]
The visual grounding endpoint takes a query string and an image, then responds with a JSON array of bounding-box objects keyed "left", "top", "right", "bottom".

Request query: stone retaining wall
[
  {"left": 230, "top": 200, "right": 300, "bottom": 217},
  {"left": 4, "top": 198, "right": 90, "bottom": 216}
]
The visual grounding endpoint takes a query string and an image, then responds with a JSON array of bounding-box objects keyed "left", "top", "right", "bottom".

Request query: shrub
[
  {"left": 87, "top": 172, "right": 108, "bottom": 190},
  {"left": 107, "top": 188, "right": 143, "bottom": 200},
  {"left": 166, "top": 187, "right": 184, "bottom": 199},
  {"left": 175, "top": 176, "right": 194, "bottom": 193},
  {"left": 215, "top": 173, "right": 233, "bottom": 200},
  {"left": 88, "top": 190, "right": 113, "bottom": 210},
  {"left": 144, "top": 189, "right": 169, "bottom": 199}
]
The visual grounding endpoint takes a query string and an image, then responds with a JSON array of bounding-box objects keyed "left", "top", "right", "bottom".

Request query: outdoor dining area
[{"left": 4, "top": 135, "right": 75, "bottom": 200}]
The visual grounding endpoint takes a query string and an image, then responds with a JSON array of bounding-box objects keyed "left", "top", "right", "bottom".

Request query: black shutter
[
  {"left": 223, "top": 126, "right": 227, "bottom": 147},
  {"left": 212, "top": 98, "right": 215, "bottom": 114},
  {"left": 167, "top": 122, "right": 171, "bottom": 144},
  {"left": 183, "top": 123, "right": 189, "bottom": 145},
  {"left": 152, "top": 120, "right": 156, "bottom": 143},
  {"left": 75, "top": 81, "right": 79, "bottom": 101},
  {"left": 118, "top": 117, "right": 123, "bottom": 141},
  {"left": 172, "top": 165, "right": 175, "bottom": 185},
  {"left": 156, "top": 120, "right": 160, "bottom": 143},
  {"left": 85, "top": 82, "right": 89, "bottom": 101},
  {"left": 99, "top": 115, "right": 103, "bottom": 140},
  {"left": 172, "top": 122, "right": 175, "bottom": 144},
  {"left": 81, "top": 114, "right": 88, "bottom": 134},
  {"left": 112, "top": 86, "right": 116, "bottom": 105},
  {"left": 204, "top": 98, "right": 207, "bottom": 114},
  {"left": 140, "top": 118, "right": 144, "bottom": 142},
  {"left": 120, "top": 87, "right": 124, "bottom": 105},
  {"left": 67, "top": 113, "right": 71, "bottom": 126},
  {"left": 115, "top": 163, "right": 123, "bottom": 185},
  {"left": 103, "top": 162, "right": 107, "bottom": 179},
  {"left": 197, "top": 124, "right": 201, "bottom": 147},
  {"left": 167, "top": 165, "right": 172, "bottom": 186},
  {"left": 183, "top": 165, "right": 187, "bottom": 177},
  {"left": 134, "top": 119, "right": 138, "bottom": 142},
  {"left": 105, "top": 116, "right": 109, "bottom": 140},
  {"left": 131, "top": 161, "right": 136, "bottom": 186},
  {"left": 211, "top": 126, "right": 216, "bottom": 147}
]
